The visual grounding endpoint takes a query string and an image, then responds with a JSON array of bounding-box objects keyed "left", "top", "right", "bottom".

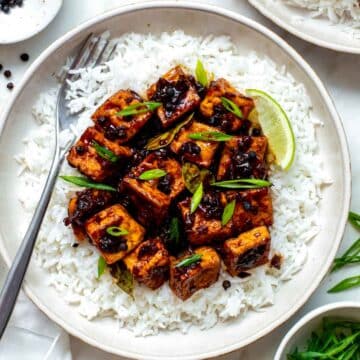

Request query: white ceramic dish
[
  {"left": 275, "top": 302, "right": 360, "bottom": 359},
  {"left": 0, "top": 0, "right": 63, "bottom": 44},
  {"left": 249, "top": 0, "right": 360, "bottom": 54},
  {"left": 0, "top": 2, "right": 351, "bottom": 359}
]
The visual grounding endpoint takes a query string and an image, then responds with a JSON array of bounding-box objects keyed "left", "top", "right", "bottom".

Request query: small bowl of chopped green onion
[{"left": 275, "top": 302, "right": 360, "bottom": 360}]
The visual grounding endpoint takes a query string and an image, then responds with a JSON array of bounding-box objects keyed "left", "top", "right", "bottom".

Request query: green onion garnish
[
  {"left": 176, "top": 254, "right": 202, "bottom": 268},
  {"left": 221, "top": 97, "right": 243, "bottom": 118},
  {"left": 188, "top": 131, "right": 233, "bottom": 142},
  {"left": 60, "top": 176, "right": 117, "bottom": 192},
  {"left": 211, "top": 178, "right": 271, "bottom": 189},
  {"left": 97, "top": 256, "right": 107, "bottom": 279},
  {"left": 349, "top": 211, "right": 360, "bottom": 231},
  {"left": 106, "top": 227, "right": 129, "bottom": 237},
  {"left": 92, "top": 141, "right": 119, "bottom": 163},
  {"left": 222, "top": 200, "right": 236, "bottom": 226},
  {"left": 328, "top": 275, "right": 360, "bottom": 293},
  {"left": 195, "top": 59, "right": 209, "bottom": 87},
  {"left": 138, "top": 169, "right": 167, "bottom": 181},
  {"left": 332, "top": 238, "right": 360, "bottom": 272},
  {"left": 116, "top": 101, "right": 162, "bottom": 117},
  {"left": 190, "top": 182, "right": 203, "bottom": 214},
  {"left": 169, "top": 217, "right": 180, "bottom": 246}
]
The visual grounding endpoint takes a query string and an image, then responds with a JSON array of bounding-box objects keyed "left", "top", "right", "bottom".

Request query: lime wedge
[{"left": 246, "top": 89, "right": 295, "bottom": 170}]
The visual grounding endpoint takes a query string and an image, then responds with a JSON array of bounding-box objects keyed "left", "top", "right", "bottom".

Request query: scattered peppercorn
[
  {"left": 222, "top": 280, "right": 231, "bottom": 290},
  {"left": 0, "top": 64, "right": 3, "bottom": 72},
  {"left": 20, "top": 53, "right": 29, "bottom": 62},
  {"left": 72, "top": 243, "right": 79, "bottom": 248},
  {"left": 4, "top": 70, "right": 11, "bottom": 78},
  {"left": 6, "top": 82, "right": 14, "bottom": 90},
  {"left": 0, "top": 0, "right": 23, "bottom": 14}
]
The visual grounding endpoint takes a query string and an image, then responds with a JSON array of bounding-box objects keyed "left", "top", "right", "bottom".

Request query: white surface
[
  {"left": 0, "top": 0, "right": 63, "bottom": 44},
  {"left": 249, "top": 0, "right": 360, "bottom": 54},
  {"left": 274, "top": 302, "right": 360, "bottom": 360},
  {"left": 0, "top": 0, "right": 358, "bottom": 359}
]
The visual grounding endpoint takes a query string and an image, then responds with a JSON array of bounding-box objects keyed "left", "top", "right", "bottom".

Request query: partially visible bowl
[
  {"left": 0, "top": 0, "right": 63, "bottom": 44},
  {"left": 275, "top": 302, "right": 360, "bottom": 360}
]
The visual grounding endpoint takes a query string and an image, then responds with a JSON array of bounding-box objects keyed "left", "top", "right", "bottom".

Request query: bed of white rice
[
  {"left": 15, "top": 31, "right": 327, "bottom": 336},
  {"left": 284, "top": 0, "right": 360, "bottom": 25}
]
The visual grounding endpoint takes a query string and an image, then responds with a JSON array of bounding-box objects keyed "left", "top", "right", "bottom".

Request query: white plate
[
  {"left": 0, "top": 2, "right": 351, "bottom": 359},
  {"left": 0, "top": 0, "right": 63, "bottom": 44},
  {"left": 249, "top": 0, "right": 360, "bottom": 54}
]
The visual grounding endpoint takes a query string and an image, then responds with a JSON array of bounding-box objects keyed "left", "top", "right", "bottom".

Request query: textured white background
[{"left": 0, "top": 0, "right": 359, "bottom": 359}]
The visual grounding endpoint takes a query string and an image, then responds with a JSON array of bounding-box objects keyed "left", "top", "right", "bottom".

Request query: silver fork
[{"left": 0, "top": 33, "right": 116, "bottom": 339}]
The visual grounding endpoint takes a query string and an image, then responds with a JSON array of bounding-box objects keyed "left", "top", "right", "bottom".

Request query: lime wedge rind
[{"left": 246, "top": 88, "right": 296, "bottom": 171}]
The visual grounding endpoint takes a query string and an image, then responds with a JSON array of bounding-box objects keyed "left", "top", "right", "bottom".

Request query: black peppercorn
[
  {"left": 0, "top": 64, "right": 3, "bottom": 72},
  {"left": 4, "top": 70, "right": 11, "bottom": 78},
  {"left": 20, "top": 53, "right": 29, "bottom": 62},
  {"left": 6, "top": 82, "right": 14, "bottom": 90},
  {"left": 222, "top": 280, "right": 231, "bottom": 290}
]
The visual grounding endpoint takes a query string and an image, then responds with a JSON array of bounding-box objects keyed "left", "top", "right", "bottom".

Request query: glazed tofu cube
[
  {"left": 124, "top": 238, "right": 170, "bottom": 289},
  {"left": 91, "top": 90, "right": 153, "bottom": 143},
  {"left": 200, "top": 78, "right": 254, "bottom": 124},
  {"left": 170, "top": 121, "right": 220, "bottom": 168},
  {"left": 178, "top": 194, "right": 232, "bottom": 245},
  {"left": 121, "top": 153, "right": 185, "bottom": 226},
  {"left": 147, "top": 66, "right": 201, "bottom": 128},
  {"left": 223, "top": 226, "right": 271, "bottom": 276},
  {"left": 217, "top": 136, "right": 268, "bottom": 180},
  {"left": 85, "top": 204, "right": 145, "bottom": 264},
  {"left": 169, "top": 247, "right": 221, "bottom": 301},
  {"left": 67, "top": 127, "right": 132, "bottom": 182},
  {"left": 66, "top": 189, "right": 114, "bottom": 241},
  {"left": 226, "top": 188, "right": 273, "bottom": 232}
]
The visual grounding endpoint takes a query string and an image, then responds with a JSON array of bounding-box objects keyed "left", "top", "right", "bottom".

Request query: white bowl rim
[
  {"left": 248, "top": 0, "right": 360, "bottom": 54},
  {"left": 274, "top": 301, "right": 360, "bottom": 360},
  {"left": 0, "top": 0, "right": 63, "bottom": 45},
  {"left": 0, "top": 1, "right": 352, "bottom": 359}
]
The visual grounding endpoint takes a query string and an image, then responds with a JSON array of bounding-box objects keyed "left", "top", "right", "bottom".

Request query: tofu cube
[
  {"left": 170, "top": 121, "right": 220, "bottom": 168},
  {"left": 223, "top": 226, "right": 271, "bottom": 276},
  {"left": 200, "top": 78, "right": 254, "bottom": 124},
  {"left": 91, "top": 90, "right": 153, "bottom": 143},
  {"left": 124, "top": 238, "right": 170, "bottom": 289},
  {"left": 226, "top": 188, "right": 273, "bottom": 232},
  {"left": 178, "top": 192, "right": 233, "bottom": 246},
  {"left": 85, "top": 204, "right": 145, "bottom": 264},
  {"left": 217, "top": 136, "right": 268, "bottom": 180},
  {"left": 67, "top": 127, "right": 132, "bottom": 182},
  {"left": 121, "top": 153, "right": 185, "bottom": 226},
  {"left": 169, "top": 247, "right": 221, "bottom": 301},
  {"left": 66, "top": 189, "right": 114, "bottom": 241},
  {"left": 147, "top": 66, "right": 201, "bottom": 128}
]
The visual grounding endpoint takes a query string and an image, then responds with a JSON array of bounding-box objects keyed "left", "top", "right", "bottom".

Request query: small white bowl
[
  {"left": 0, "top": 0, "right": 63, "bottom": 44},
  {"left": 275, "top": 302, "right": 360, "bottom": 360}
]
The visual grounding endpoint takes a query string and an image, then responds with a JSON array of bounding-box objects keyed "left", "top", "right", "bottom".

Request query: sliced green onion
[
  {"left": 332, "top": 238, "right": 360, "bottom": 272},
  {"left": 92, "top": 141, "right": 119, "bottom": 163},
  {"left": 169, "top": 217, "right": 180, "bottom": 246},
  {"left": 138, "top": 169, "right": 167, "bottom": 181},
  {"left": 60, "top": 176, "right": 117, "bottom": 192},
  {"left": 221, "top": 97, "right": 243, "bottom": 118},
  {"left": 176, "top": 254, "right": 202, "bottom": 268},
  {"left": 222, "top": 200, "right": 236, "bottom": 226},
  {"left": 188, "top": 131, "right": 233, "bottom": 142},
  {"left": 328, "top": 275, "right": 360, "bottom": 293},
  {"left": 211, "top": 178, "right": 271, "bottom": 189},
  {"left": 195, "top": 59, "right": 209, "bottom": 87},
  {"left": 97, "top": 256, "right": 107, "bottom": 279},
  {"left": 349, "top": 211, "right": 360, "bottom": 231},
  {"left": 116, "top": 101, "right": 162, "bottom": 117},
  {"left": 106, "top": 227, "right": 129, "bottom": 237},
  {"left": 190, "top": 182, "right": 203, "bottom": 214}
]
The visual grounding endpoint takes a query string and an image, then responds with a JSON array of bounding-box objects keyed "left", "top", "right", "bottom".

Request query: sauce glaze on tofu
[{"left": 64, "top": 65, "right": 275, "bottom": 301}]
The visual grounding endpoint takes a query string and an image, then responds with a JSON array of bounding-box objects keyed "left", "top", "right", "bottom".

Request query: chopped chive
[
  {"left": 190, "top": 182, "right": 203, "bottom": 214},
  {"left": 176, "top": 254, "right": 202, "bottom": 268},
  {"left": 106, "top": 227, "right": 129, "bottom": 237},
  {"left": 60, "top": 176, "right": 117, "bottom": 192},
  {"left": 221, "top": 97, "right": 243, "bottom": 118},
  {"left": 188, "top": 131, "right": 233, "bottom": 142},
  {"left": 138, "top": 169, "right": 167, "bottom": 181},
  {"left": 116, "top": 101, "right": 162, "bottom": 117}
]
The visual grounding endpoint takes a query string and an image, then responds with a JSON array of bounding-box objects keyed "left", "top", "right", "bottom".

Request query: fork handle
[{"left": 0, "top": 153, "right": 65, "bottom": 339}]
